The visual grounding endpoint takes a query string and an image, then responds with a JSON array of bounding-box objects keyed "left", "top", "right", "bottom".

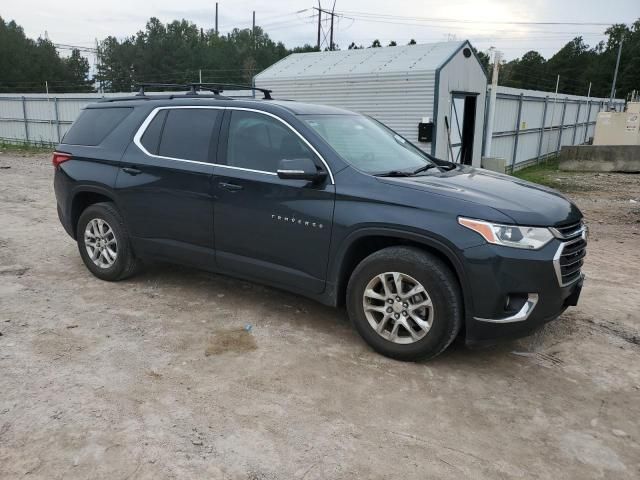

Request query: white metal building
[{"left": 254, "top": 41, "right": 488, "bottom": 166}]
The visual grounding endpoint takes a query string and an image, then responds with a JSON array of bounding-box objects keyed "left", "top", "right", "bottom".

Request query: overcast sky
[{"left": 3, "top": 0, "right": 639, "bottom": 62}]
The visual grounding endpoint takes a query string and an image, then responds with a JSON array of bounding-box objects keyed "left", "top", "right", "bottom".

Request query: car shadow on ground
[{"left": 118, "top": 261, "right": 525, "bottom": 365}]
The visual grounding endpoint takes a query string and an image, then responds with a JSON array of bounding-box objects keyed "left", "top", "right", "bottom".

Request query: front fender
[{"left": 326, "top": 226, "right": 473, "bottom": 317}]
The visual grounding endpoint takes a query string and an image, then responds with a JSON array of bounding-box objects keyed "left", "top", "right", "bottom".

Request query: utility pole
[
  {"left": 609, "top": 39, "right": 622, "bottom": 108},
  {"left": 483, "top": 50, "right": 501, "bottom": 157},
  {"left": 315, "top": 2, "right": 322, "bottom": 50},
  {"left": 95, "top": 38, "right": 102, "bottom": 94},
  {"left": 545, "top": 74, "right": 560, "bottom": 158},
  {"left": 215, "top": 2, "right": 219, "bottom": 35},
  {"left": 252, "top": 11, "right": 256, "bottom": 50},
  {"left": 330, "top": 1, "right": 336, "bottom": 51},
  {"left": 583, "top": 82, "right": 592, "bottom": 144},
  {"left": 313, "top": 2, "right": 338, "bottom": 51}
]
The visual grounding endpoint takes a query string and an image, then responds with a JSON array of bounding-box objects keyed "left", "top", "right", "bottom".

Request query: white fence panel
[
  {"left": 0, "top": 88, "right": 627, "bottom": 172},
  {"left": 489, "top": 87, "right": 623, "bottom": 170}
]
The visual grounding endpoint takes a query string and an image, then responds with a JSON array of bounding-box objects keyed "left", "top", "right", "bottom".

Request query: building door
[{"left": 447, "top": 93, "right": 477, "bottom": 165}]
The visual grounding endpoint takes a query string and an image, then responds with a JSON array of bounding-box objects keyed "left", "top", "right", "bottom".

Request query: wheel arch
[
  {"left": 69, "top": 187, "right": 118, "bottom": 239},
  {"left": 331, "top": 229, "right": 471, "bottom": 317}
]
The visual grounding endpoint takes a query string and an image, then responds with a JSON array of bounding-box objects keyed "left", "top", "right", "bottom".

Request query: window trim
[{"left": 133, "top": 106, "right": 335, "bottom": 184}]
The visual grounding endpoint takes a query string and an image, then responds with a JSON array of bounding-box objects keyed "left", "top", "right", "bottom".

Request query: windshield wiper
[
  {"left": 410, "top": 164, "right": 438, "bottom": 175},
  {"left": 375, "top": 164, "right": 438, "bottom": 177},
  {"left": 374, "top": 170, "right": 413, "bottom": 177}
]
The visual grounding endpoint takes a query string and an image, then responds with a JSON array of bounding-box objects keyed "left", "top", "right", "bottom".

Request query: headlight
[{"left": 458, "top": 217, "right": 553, "bottom": 250}]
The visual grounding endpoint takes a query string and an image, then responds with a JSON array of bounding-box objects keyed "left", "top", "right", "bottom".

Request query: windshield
[{"left": 303, "top": 114, "right": 435, "bottom": 175}]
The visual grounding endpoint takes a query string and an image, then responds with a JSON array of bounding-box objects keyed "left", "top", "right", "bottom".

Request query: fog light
[{"left": 504, "top": 294, "right": 528, "bottom": 313}]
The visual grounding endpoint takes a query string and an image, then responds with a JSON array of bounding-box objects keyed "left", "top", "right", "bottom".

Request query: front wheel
[
  {"left": 77, "top": 202, "right": 140, "bottom": 281},
  {"left": 346, "top": 247, "right": 462, "bottom": 361}
]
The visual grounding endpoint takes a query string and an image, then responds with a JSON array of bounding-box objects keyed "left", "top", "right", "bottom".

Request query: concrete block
[
  {"left": 559, "top": 145, "right": 640, "bottom": 173},
  {"left": 481, "top": 156, "right": 506, "bottom": 173}
]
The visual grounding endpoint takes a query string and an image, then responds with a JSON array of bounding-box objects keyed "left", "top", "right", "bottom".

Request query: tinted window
[
  {"left": 158, "top": 109, "right": 221, "bottom": 162},
  {"left": 227, "top": 111, "right": 314, "bottom": 172},
  {"left": 304, "top": 115, "right": 433, "bottom": 175},
  {"left": 140, "top": 110, "right": 167, "bottom": 155},
  {"left": 63, "top": 107, "right": 132, "bottom": 146}
]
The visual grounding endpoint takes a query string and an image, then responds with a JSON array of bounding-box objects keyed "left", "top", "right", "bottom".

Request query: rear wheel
[
  {"left": 346, "top": 246, "right": 462, "bottom": 361},
  {"left": 77, "top": 202, "right": 140, "bottom": 281}
]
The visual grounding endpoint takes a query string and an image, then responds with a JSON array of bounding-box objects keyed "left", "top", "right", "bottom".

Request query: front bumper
[{"left": 461, "top": 240, "right": 584, "bottom": 346}]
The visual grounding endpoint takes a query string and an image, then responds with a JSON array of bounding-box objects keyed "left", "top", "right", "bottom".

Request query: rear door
[
  {"left": 212, "top": 109, "right": 335, "bottom": 294},
  {"left": 115, "top": 106, "right": 222, "bottom": 267}
]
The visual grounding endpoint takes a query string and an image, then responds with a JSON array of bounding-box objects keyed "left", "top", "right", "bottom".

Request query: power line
[
  {"left": 333, "top": 15, "right": 609, "bottom": 39},
  {"left": 218, "top": 9, "right": 310, "bottom": 30},
  {"left": 336, "top": 10, "right": 622, "bottom": 27}
]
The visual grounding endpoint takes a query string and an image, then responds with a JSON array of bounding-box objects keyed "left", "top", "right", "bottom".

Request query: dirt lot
[{"left": 1, "top": 153, "right": 639, "bottom": 479}]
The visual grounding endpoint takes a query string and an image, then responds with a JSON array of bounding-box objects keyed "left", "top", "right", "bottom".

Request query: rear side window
[
  {"left": 63, "top": 107, "right": 132, "bottom": 146},
  {"left": 140, "top": 110, "right": 167, "bottom": 155},
  {"left": 157, "top": 109, "right": 221, "bottom": 162}
]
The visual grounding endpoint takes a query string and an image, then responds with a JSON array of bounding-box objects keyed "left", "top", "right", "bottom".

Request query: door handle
[
  {"left": 122, "top": 167, "right": 142, "bottom": 175},
  {"left": 218, "top": 181, "right": 243, "bottom": 191}
]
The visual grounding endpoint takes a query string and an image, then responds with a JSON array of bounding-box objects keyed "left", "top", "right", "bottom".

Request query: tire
[
  {"left": 346, "top": 246, "right": 462, "bottom": 362},
  {"left": 76, "top": 202, "right": 140, "bottom": 281}
]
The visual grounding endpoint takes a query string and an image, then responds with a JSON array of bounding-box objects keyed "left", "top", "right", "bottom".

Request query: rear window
[
  {"left": 63, "top": 107, "right": 132, "bottom": 146},
  {"left": 157, "top": 109, "right": 221, "bottom": 162}
]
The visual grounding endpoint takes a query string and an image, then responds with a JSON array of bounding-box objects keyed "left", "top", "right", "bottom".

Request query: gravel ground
[{"left": 0, "top": 153, "right": 639, "bottom": 479}]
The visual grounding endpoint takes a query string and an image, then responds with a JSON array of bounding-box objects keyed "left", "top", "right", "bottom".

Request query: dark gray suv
[{"left": 53, "top": 84, "right": 586, "bottom": 361}]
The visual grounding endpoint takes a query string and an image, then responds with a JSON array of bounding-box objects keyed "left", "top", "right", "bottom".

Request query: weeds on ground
[
  {"left": 0, "top": 142, "right": 53, "bottom": 155},
  {"left": 512, "top": 158, "right": 575, "bottom": 192},
  {"left": 512, "top": 158, "right": 600, "bottom": 193},
  {"left": 512, "top": 159, "right": 560, "bottom": 186}
]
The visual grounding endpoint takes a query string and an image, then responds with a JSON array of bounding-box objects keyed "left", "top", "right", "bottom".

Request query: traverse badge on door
[{"left": 272, "top": 214, "right": 324, "bottom": 229}]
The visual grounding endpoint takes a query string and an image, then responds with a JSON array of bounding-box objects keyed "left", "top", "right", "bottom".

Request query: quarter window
[
  {"left": 63, "top": 107, "right": 132, "bottom": 146},
  {"left": 226, "top": 110, "right": 315, "bottom": 173},
  {"left": 156, "top": 109, "right": 221, "bottom": 162},
  {"left": 140, "top": 110, "right": 167, "bottom": 155}
]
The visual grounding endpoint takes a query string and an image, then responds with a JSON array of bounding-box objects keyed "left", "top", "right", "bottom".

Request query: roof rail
[
  {"left": 134, "top": 82, "right": 272, "bottom": 99},
  {"left": 135, "top": 83, "right": 213, "bottom": 96},
  {"left": 193, "top": 83, "right": 273, "bottom": 100}
]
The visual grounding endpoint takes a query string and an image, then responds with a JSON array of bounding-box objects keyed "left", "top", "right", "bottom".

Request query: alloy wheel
[
  {"left": 362, "top": 272, "right": 434, "bottom": 344},
  {"left": 84, "top": 218, "right": 118, "bottom": 269}
]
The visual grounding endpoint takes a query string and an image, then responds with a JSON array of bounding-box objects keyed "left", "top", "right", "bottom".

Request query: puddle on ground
[{"left": 205, "top": 328, "right": 257, "bottom": 356}]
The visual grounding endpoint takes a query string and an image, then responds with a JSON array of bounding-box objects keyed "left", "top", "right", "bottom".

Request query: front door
[
  {"left": 213, "top": 109, "right": 335, "bottom": 294},
  {"left": 448, "top": 94, "right": 477, "bottom": 165}
]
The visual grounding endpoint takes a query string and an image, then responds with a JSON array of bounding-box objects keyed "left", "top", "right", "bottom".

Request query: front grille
[
  {"left": 551, "top": 220, "right": 585, "bottom": 240},
  {"left": 554, "top": 236, "right": 587, "bottom": 286}
]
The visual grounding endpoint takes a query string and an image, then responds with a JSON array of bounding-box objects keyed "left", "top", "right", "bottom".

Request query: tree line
[
  {"left": 495, "top": 21, "right": 640, "bottom": 98},
  {"left": 0, "top": 17, "right": 93, "bottom": 92},
  {"left": 0, "top": 15, "right": 638, "bottom": 99}
]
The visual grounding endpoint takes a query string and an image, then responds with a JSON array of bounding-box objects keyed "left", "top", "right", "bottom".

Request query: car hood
[{"left": 378, "top": 165, "right": 582, "bottom": 226}]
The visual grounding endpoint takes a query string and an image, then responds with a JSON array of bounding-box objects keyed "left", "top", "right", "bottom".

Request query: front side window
[
  {"left": 157, "top": 109, "right": 221, "bottom": 162},
  {"left": 304, "top": 114, "right": 433, "bottom": 175},
  {"left": 226, "top": 110, "right": 315, "bottom": 173}
]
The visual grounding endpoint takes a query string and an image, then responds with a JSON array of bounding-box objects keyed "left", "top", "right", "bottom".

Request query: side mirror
[{"left": 277, "top": 158, "right": 327, "bottom": 182}]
